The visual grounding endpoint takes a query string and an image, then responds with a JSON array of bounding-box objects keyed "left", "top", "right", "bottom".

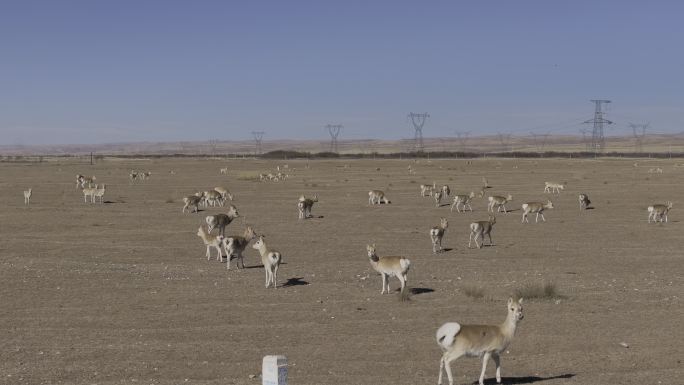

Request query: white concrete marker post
[{"left": 262, "top": 355, "right": 287, "bottom": 385}]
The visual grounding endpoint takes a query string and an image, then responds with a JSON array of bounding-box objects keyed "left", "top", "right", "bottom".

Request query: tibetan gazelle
[
  {"left": 469, "top": 215, "right": 496, "bottom": 249},
  {"left": 450, "top": 192, "right": 475, "bottom": 213},
  {"left": 23, "top": 188, "right": 32, "bottom": 206},
  {"left": 297, "top": 194, "right": 318, "bottom": 219},
  {"left": 430, "top": 217, "right": 449, "bottom": 253},
  {"left": 648, "top": 201, "right": 672, "bottom": 223},
  {"left": 521, "top": 200, "right": 554, "bottom": 223},
  {"left": 368, "top": 190, "right": 391, "bottom": 205},
  {"left": 433, "top": 190, "right": 444, "bottom": 207},
  {"left": 544, "top": 181, "right": 565, "bottom": 194},
  {"left": 252, "top": 236, "right": 282, "bottom": 288},
  {"left": 366, "top": 244, "right": 410, "bottom": 295},
  {"left": 436, "top": 298, "right": 524, "bottom": 385},
  {"left": 578, "top": 193, "right": 591, "bottom": 210},
  {"left": 488, "top": 194, "right": 513, "bottom": 213}
]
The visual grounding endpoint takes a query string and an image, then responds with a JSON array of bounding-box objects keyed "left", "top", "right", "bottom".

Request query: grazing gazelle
[
  {"left": 206, "top": 205, "right": 240, "bottom": 236},
  {"left": 488, "top": 194, "right": 513, "bottom": 213},
  {"left": 436, "top": 298, "right": 524, "bottom": 385},
  {"left": 366, "top": 244, "right": 410, "bottom": 295},
  {"left": 252, "top": 236, "right": 282, "bottom": 288},
  {"left": 544, "top": 181, "right": 565, "bottom": 194},
  {"left": 297, "top": 194, "right": 318, "bottom": 219},
  {"left": 222, "top": 226, "right": 257, "bottom": 270},
  {"left": 214, "top": 187, "right": 233, "bottom": 202},
  {"left": 196, "top": 226, "right": 223, "bottom": 261},
  {"left": 368, "top": 190, "right": 391, "bottom": 205},
  {"left": 578, "top": 193, "right": 591, "bottom": 210},
  {"left": 648, "top": 201, "right": 673, "bottom": 223},
  {"left": 521, "top": 200, "right": 554, "bottom": 223},
  {"left": 469, "top": 215, "right": 496, "bottom": 249},
  {"left": 182, "top": 195, "right": 202, "bottom": 213},
  {"left": 430, "top": 217, "right": 449, "bottom": 253},
  {"left": 450, "top": 192, "right": 475, "bottom": 213},
  {"left": 23, "top": 188, "right": 32, "bottom": 206}
]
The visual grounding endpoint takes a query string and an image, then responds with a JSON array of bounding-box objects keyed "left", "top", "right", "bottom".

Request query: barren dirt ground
[{"left": 1, "top": 157, "right": 682, "bottom": 385}]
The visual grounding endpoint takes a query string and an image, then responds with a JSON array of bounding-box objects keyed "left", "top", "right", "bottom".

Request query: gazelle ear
[
  {"left": 518, "top": 298, "right": 524, "bottom": 304},
  {"left": 507, "top": 297, "right": 513, "bottom": 306}
]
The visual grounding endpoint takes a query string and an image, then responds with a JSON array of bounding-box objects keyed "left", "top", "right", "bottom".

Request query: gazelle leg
[
  {"left": 492, "top": 352, "right": 502, "bottom": 383},
  {"left": 381, "top": 274, "right": 387, "bottom": 294},
  {"left": 479, "top": 352, "right": 491, "bottom": 385}
]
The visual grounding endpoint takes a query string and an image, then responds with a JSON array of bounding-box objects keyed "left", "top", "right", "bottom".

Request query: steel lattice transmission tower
[
  {"left": 530, "top": 132, "right": 550, "bottom": 152},
  {"left": 629, "top": 123, "right": 649, "bottom": 153},
  {"left": 583, "top": 100, "right": 613, "bottom": 152},
  {"left": 326, "top": 124, "right": 342, "bottom": 153},
  {"left": 408, "top": 112, "right": 429, "bottom": 152},
  {"left": 252, "top": 131, "right": 264, "bottom": 155},
  {"left": 497, "top": 133, "right": 512, "bottom": 152}
]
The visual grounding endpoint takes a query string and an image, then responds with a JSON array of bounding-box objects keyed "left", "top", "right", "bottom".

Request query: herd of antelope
[{"left": 17, "top": 161, "right": 676, "bottom": 385}]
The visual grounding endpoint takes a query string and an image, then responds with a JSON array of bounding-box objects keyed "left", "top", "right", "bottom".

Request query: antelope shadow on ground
[
  {"left": 282, "top": 277, "right": 309, "bottom": 287},
  {"left": 475, "top": 373, "right": 575, "bottom": 384},
  {"left": 408, "top": 287, "right": 434, "bottom": 295}
]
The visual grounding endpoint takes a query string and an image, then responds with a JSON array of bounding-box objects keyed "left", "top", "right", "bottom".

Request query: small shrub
[
  {"left": 514, "top": 282, "right": 565, "bottom": 301},
  {"left": 165, "top": 198, "right": 174, "bottom": 204},
  {"left": 462, "top": 285, "right": 485, "bottom": 299}
]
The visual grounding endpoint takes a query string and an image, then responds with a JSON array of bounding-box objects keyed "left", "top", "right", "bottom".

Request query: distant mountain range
[{"left": 2, "top": 134, "right": 684, "bottom": 155}]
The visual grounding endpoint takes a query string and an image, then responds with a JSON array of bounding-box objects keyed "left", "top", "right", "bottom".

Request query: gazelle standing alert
[
  {"left": 252, "top": 236, "right": 282, "bottom": 288},
  {"left": 436, "top": 298, "right": 524, "bottom": 385},
  {"left": 521, "top": 200, "right": 554, "bottom": 223},
  {"left": 222, "top": 226, "right": 257, "bottom": 270},
  {"left": 433, "top": 190, "right": 444, "bottom": 207},
  {"left": 430, "top": 217, "right": 449, "bottom": 253},
  {"left": 648, "top": 202, "right": 672, "bottom": 223},
  {"left": 366, "top": 244, "right": 410, "bottom": 295},
  {"left": 298, "top": 194, "right": 318, "bottom": 219},
  {"left": 578, "top": 193, "right": 591, "bottom": 210},
  {"left": 469, "top": 215, "right": 496, "bottom": 249},
  {"left": 197, "top": 226, "right": 223, "bottom": 261},
  {"left": 23, "top": 188, "right": 32, "bottom": 206}
]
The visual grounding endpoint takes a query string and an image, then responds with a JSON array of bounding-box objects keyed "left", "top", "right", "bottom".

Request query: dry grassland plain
[{"left": 1, "top": 157, "right": 682, "bottom": 385}]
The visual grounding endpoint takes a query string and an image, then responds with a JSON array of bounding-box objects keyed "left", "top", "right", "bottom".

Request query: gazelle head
[
  {"left": 252, "top": 236, "right": 266, "bottom": 250},
  {"left": 243, "top": 226, "right": 255, "bottom": 238},
  {"left": 298, "top": 195, "right": 306, "bottom": 202},
  {"left": 488, "top": 214, "right": 496, "bottom": 225},
  {"left": 196, "top": 226, "right": 207, "bottom": 237},
  {"left": 667, "top": 201, "right": 673, "bottom": 209},
  {"left": 506, "top": 194, "right": 513, "bottom": 201},
  {"left": 227, "top": 193, "right": 234, "bottom": 201},
  {"left": 508, "top": 297, "right": 524, "bottom": 321},
  {"left": 227, "top": 204, "right": 239, "bottom": 218},
  {"left": 366, "top": 244, "right": 378, "bottom": 260},
  {"left": 440, "top": 217, "right": 448, "bottom": 229},
  {"left": 468, "top": 191, "right": 476, "bottom": 199},
  {"left": 545, "top": 200, "right": 554, "bottom": 209}
]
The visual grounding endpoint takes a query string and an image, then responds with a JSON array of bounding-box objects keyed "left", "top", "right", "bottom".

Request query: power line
[{"left": 629, "top": 123, "right": 649, "bottom": 153}]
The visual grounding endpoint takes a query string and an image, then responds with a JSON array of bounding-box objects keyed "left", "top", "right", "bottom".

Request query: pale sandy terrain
[{"left": 1, "top": 157, "right": 682, "bottom": 385}]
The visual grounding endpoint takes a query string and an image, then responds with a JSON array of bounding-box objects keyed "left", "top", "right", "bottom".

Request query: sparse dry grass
[
  {"left": 462, "top": 285, "right": 486, "bottom": 299},
  {"left": 515, "top": 282, "right": 565, "bottom": 301}
]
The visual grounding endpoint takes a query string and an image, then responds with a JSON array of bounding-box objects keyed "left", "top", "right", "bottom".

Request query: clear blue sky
[{"left": 2, "top": 0, "right": 683, "bottom": 145}]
